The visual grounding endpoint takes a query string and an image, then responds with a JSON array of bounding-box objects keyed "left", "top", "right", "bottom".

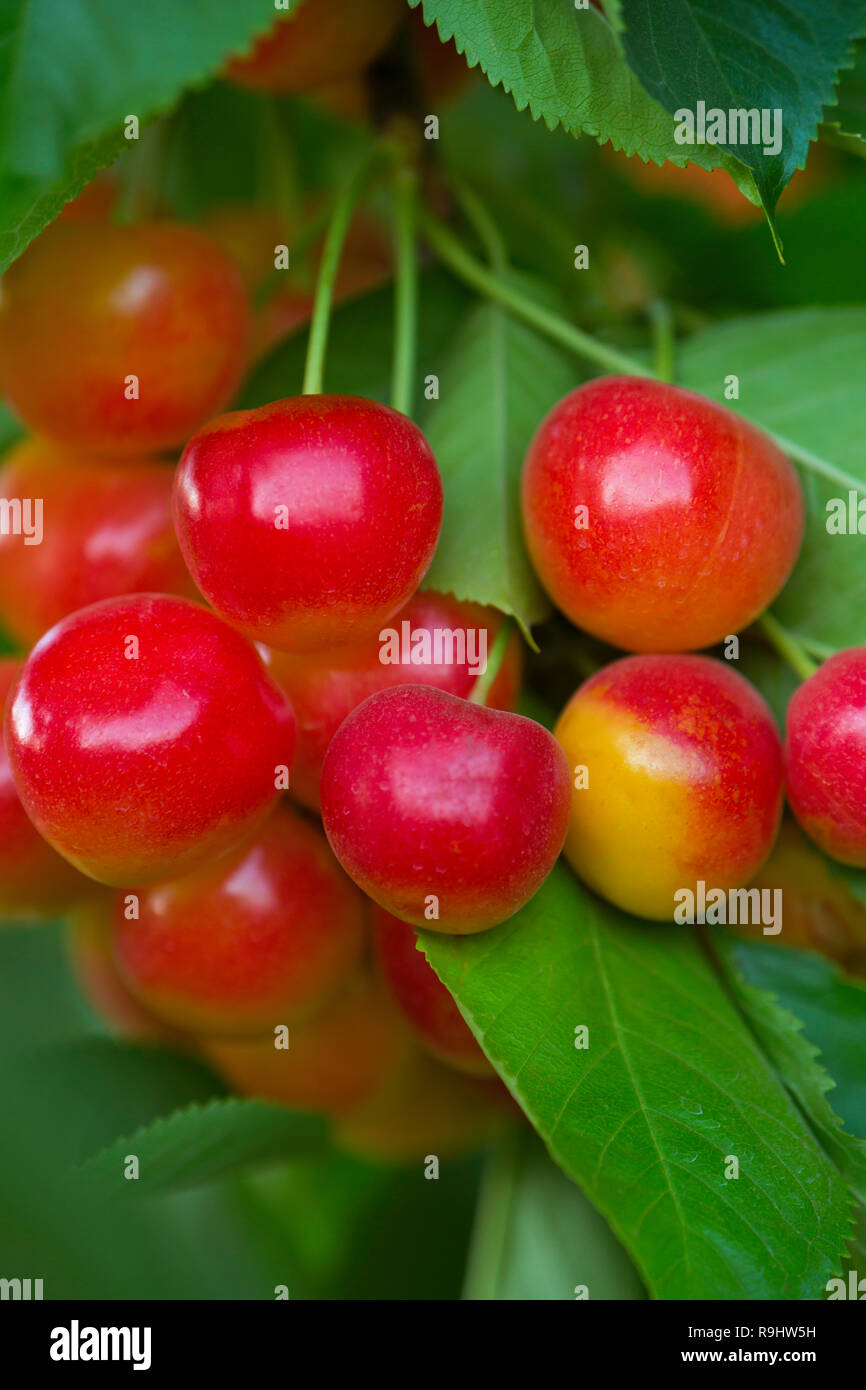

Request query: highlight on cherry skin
[
  {"left": 372, "top": 906, "right": 494, "bottom": 1077},
  {"left": 0, "top": 220, "right": 250, "bottom": 455},
  {"left": 224, "top": 0, "right": 403, "bottom": 93},
  {"left": 522, "top": 375, "right": 805, "bottom": 653},
  {"left": 111, "top": 803, "right": 366, "bottom": 1040},
  {"left": 785, "top": 647, "right": 866, "bottom": 868},
  {"left": 267, "top": 589, "right": 523, "bottom": 809},
  {"left": 320, "top": 684, "right": 572, "bottom": 934},
  {"left": 3, "top": 594, "right": 296, "bottom": 887},
  {"left": 0, "top": 658, "right": 92, "bottom": 922},
  {"left": 173, "top": 394, "right": 443, "bottom": 653},
  {"left": 0, "top": 438, "right": 196, "bottom": 648},
  {"left": 555, "top": 653, "right": 785, "bottom": 922}
]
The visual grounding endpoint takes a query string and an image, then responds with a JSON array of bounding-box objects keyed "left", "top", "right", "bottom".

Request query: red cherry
[
  {"left": 4, "top": 595, "right": 296, "bottom": 886},
  {"left": 0, "top": 659, "right": 90, "bottom": 920},
  {"left": 522, "top": 376, "right": 804, "bottom": 652},
  {"left": 268, "top": 590, "right": 523, "bottom": 809},
  {"left": 225, "top": 0, "right": 402, "bottom": 93},
  {"left": 373, "top": 906, "right": 493, "bottom": 1076},
  {"left": 112, "top": 804, "right": 366, "bottom": 1039},
  {"left": 0, "top": 439, "right": 196, "bottom": 647},
  {"left": 173, "top": 395, "right": 443, "bottom": 653},
  {"left": 786, "top": 649, "right": 866, "bottom": 868},
  {"left": 67, "top": 899, "right": 186, "bottom": 1045},
  {"left": 321, "top": 685, "right": 571, "bottom": 933},
  {"left": 0, "top": 221, "right": 250, "bottom": 454}
]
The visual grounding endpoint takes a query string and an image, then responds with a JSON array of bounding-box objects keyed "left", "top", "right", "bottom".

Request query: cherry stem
[
  {"left": 391, "top": 163, "right": 419, "bottom": 417},
  {"left": 758, "top": 612, "right": 819, "bottom": 681},
  {"left": 419, "top": 208, "right": 866, "bottom": 498},
  {"left": 649, "top": 299, "right": 675, "bottom": 383},
  {"left": 450, "top": 177, "right": 509, "bottom": 271},
  {"left": 470, "top": 619, "right": 515, "bottom": 706},
  {"left": 302, "top": 142, "right": 393, "bottom": 396}
]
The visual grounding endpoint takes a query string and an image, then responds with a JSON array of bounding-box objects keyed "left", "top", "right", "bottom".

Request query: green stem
[
  {"left": 302, "top": 143, "right": 392, "bottom": 396},
  {"left": 450, "top": 178, "right": 509, "bottom": 271},
  {"left": 462, "top": 1127, "right": 523, "bottom": 1300},
  {"left": 418, "top": 208, "right": 652, "bottom": 379},
  {"left": 649, "top": 299, "right": 675, "bottom": 383},
  {"left": 390, "top": 163, "right": 419, "bottom": 417},
  {"left": 421, "top": 208, "right": 866, "bottom": 499},
  {"left": 758, "top": 612, "right": 819, "bottom": 681},
  {"left": 470, "top": 620, "right": 515, "bottom": 706}
]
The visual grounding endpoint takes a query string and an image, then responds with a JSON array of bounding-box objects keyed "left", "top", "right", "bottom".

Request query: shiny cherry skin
[
  {"left": 112, "top": 804, "right": 366, "bottom": 1039},
  {"left": 205, "top": 968, "right": 413, "bottom": 1117},
  {"left": 225, "top": 0, "right": 402, "bottom": 93},
  {"left": 555, "top": 654, "right": 785, "bottom": 921},
  {"left": 173, "top": 395, "right": 443, "bottom": 653},
  {"left": 522, "top": 376, "right": 804, "bottom": 652},
  {"left": 0, "top": 659, "right": 90, "bottom": 920},
  {"left": 0, "top": 221, "right": 250, "bottom": 454},
  {"left": 268, "top": 590, "right": 522, "bottom": 809},
  {"left": 0, "top": 438, "right": 196, "bottom": 647},
  {"left": 4, "top": 595, "right": 296, "bottom": 886},
  {"left": 373, "top": 906, "right": 493, "bottom": 1076},
  {"left": 786, "top": 649, "right": 866, "bottom": 868},
  {"left": 321, "top": 685, "right": 572, "bottom": 934}
]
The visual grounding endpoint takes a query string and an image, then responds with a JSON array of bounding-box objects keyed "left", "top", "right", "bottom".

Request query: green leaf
[
  {"left": 466, "top": 1129, "right": 646, "bottom": 1300},
  {"left": 713, "top": 936, "right": 866, "bottom": 1203},
  {"left": 421, "top": 864, "right": 853, "bottom": 1300},
  {"left": 0, "top": 0, "right": 287, "bottom": 270},
  {"left": 826, "top": 38, "right": 866, "bottom": 139},
  {"left": 617, "top": 0, "right": 866, "bottom": 221},
  {"left": 74, "top": 1097, "right": 329, "bottom": 1194},
  {"left": 422, "top": 302, "right": 577, "bottom": 636},
  {"left": 409, "top": 0, "right": 758, "bottom": 198},
  {"left": 717, "top": 938, "right": 866, "bottom": 1145},
  {"left": 676, "top": 307, "right": 866, "bottom": 653}
]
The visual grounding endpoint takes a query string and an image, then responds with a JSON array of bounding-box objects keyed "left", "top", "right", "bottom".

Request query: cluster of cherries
[{"left": 0, "top": 0, "right": 864, "bottom": 1160}]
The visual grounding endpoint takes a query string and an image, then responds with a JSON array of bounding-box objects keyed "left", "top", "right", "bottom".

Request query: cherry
[
  {"left": 741, "top": 819, "right": 866, "bottom": 973},
  {"left": 173, "top": 395, "right": 443, "bottom": 653},
  {"left": 786, "top": 649, "right": 866, "bottom": 868},
  {"left": 268, "top": 590, "right": 522, "bottom": 809},
  {"left": 522, "top": 376, "right": 804, "bottom": 652},
  {"left": 225, "top": 0, "right": 402, "bottom": 93},
  {"left": 4, "top": 595, "right": 296, "bottom": 886},
  {"left": 373, "top": 906, "right": 493, "bottom": 1076},
  {"left": 336, "top": 1052, "right": 513, "bottom": 1162},
  {"left": 0, "top": 659, "right": 90, "bottom": 921},
  {"left": 67, "top": 899, "right": 186, "bottom": 1045},
  {"left": 555, "top": 654, "right": 784, "bottom": 921},
  {"left": 0, "top": 221, "right": 250, "bottom": 454},
  {"left": 112, "top": 804, "right": 366, "bottom": 1039},
  {"left": 205, "top": 968, "right": 412, "bottom": 1117},
  {"left": 320, "top": 685, "right": 571, "bottom": 933},
  {"left": 0, "top": 438, "right": 196, "bottom": 648}
]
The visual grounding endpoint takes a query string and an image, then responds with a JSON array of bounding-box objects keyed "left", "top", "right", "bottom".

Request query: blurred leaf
[
  {"left": 422, "top": 302, "right": 577, "bottom": 635},
  {"left": 735, "top": 639, "right": 799, "bottom": 730},
  {"left": 421, "top": 864, "right": 853, "bottom": 1299},
  {"left": 0, "top": 922, "right": 92, "bottom": 1046},
  {"left": 714, "top": 936, "right": 866, "bottom": 1202},
  {"left": 74, "top": 1098, "right": 329, "bottom": 1194},
  {"left": 618, "top": 0, "right": 866, "bottom": 219},
  {"left": 466, "top": 1129, "right": 645, "bottom": 1300},
  {"left": 409, "top": 0, "right": 758, "bottom": 195},
  {"left": 677, "top": 308, "right": 866, "bottom": 652},
  {"left": 827, "top": 38, "right": 866, "bottom": 139},
  {"left": 0, "top": 0, "right": 288, "bottom": 269}
]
